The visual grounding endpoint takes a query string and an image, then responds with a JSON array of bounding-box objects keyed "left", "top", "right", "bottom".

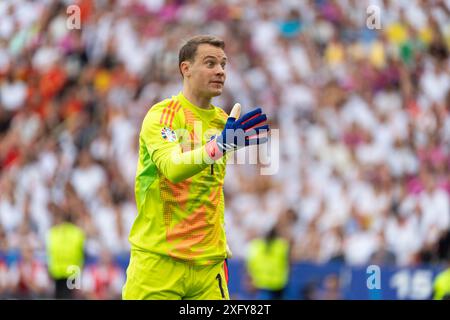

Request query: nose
[{"left": 216, "top": 65, "right": 225, "bottom": 76}]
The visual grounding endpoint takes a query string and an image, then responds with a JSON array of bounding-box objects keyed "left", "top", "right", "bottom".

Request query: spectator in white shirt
[{"left": 71, "top": 149, "right": 107, "bottom": 206}]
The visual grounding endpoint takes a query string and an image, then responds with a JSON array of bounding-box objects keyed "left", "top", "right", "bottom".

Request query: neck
[{"left": 182, "top": 87, "right": 212, "bottom": 110}]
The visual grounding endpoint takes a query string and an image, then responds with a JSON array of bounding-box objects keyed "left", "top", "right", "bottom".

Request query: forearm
[{"left": 152, "top": 142, "right": 221, "bottom": 183}]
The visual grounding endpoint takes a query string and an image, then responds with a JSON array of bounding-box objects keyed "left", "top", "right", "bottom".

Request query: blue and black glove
[{"left": 206, "top": 104, "right": 270, "bottom": 160}]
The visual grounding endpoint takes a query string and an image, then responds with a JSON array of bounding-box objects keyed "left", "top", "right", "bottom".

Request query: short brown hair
[{"left": 178, "top": 35, "right": 225, "bottom": 77}]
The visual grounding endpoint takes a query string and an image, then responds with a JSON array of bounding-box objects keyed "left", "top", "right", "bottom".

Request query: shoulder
[
  {"left": 144, "top": 97, "right": 184, "bottom": 128},
  {"left": 249, "top": 239, "right": 264, "bottom": 248},
  {"left": 438, "top": 269, "right": 450, "bottom": 280},
  {"left": 146, "top": 98, "right": 175, "bottom": 116}
]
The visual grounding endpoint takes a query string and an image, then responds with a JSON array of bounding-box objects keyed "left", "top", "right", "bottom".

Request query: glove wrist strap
[{"left": 205, "top": 138, "right": 224, "bottom": 161}]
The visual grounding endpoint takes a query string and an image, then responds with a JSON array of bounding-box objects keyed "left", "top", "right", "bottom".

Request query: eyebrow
[{"left": 202, "top": 55, "right": 227, "bottom": 62}]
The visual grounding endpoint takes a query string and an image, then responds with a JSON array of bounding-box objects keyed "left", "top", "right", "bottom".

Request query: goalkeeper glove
[{"left": 206, "top": 104, "right": 269, "bottom": 160}]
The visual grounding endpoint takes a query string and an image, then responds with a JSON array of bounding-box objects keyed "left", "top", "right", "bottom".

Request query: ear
[{"left": 180, "top": 61, "right": 191, "bottom": 78}]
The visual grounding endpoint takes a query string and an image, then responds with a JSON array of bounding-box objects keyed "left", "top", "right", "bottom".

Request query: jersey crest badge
[{"left": 161, "top": 127, "right": 177, "bottom": 142}]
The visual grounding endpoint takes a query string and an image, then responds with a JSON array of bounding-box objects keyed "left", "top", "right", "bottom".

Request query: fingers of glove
[
  {"left": 240, "top": 113, "right": 259, "bottom": 126},
  {"left": 223, "top": 127, "right": 269, "bottom": 147},
  {"left": 223, "top": 128, "right": 244, "bottom": 139},
  {"left": 235, "top": 107, "right": 262, "bottom": 126},
  {"left": 241, "top": 114, "right": 267, "bottom": 131},
  {"left": 246, "top": 136, "right": 268, "bottom": 146},
  {"left": 244, "top": 125, "right": 270, "bottom": 137}
]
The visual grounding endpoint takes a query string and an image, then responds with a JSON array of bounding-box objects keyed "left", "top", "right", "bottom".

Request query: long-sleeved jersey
[{"left": 129, "top": 92, "right": 229, "bottom": 265}]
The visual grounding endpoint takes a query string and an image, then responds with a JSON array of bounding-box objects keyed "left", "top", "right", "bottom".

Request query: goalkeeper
[{"left": 122, "top": 35, "right": 270, "bottom": 300}]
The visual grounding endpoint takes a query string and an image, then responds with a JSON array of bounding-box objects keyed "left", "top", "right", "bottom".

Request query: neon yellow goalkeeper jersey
[{"left": 129, "top": 92, "right": 229, "bottom": 266}]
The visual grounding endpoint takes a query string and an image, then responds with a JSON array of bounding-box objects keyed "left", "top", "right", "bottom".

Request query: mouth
[{"left": 210, "top": 81, "right": 224, "bottom": 86}]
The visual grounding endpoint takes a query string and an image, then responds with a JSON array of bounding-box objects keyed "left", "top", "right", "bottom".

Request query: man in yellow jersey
[
  {"left": 246, "top": 227, "right": 290, "bottom": 300},
  {"left": 122, "top": 35, "right": 270, "bottom": 300},
  {"left": 432, "top": 252, "right": 450, "bottom": 300},
  {"left": 46, "top": 205, "right": 85, "bottom": 299}
]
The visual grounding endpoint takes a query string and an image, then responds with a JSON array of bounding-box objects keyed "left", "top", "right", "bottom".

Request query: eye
[
  {"left": 221, "top": 63, "right": 226, "bottom": 69},
  {"left": 206, "top": 61, "right": 215, "bottom": 67}
]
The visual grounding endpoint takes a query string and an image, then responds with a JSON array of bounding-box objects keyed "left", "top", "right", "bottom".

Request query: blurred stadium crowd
[{"left": 1, "top": 0, "right": 450, "bottom": 299}]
